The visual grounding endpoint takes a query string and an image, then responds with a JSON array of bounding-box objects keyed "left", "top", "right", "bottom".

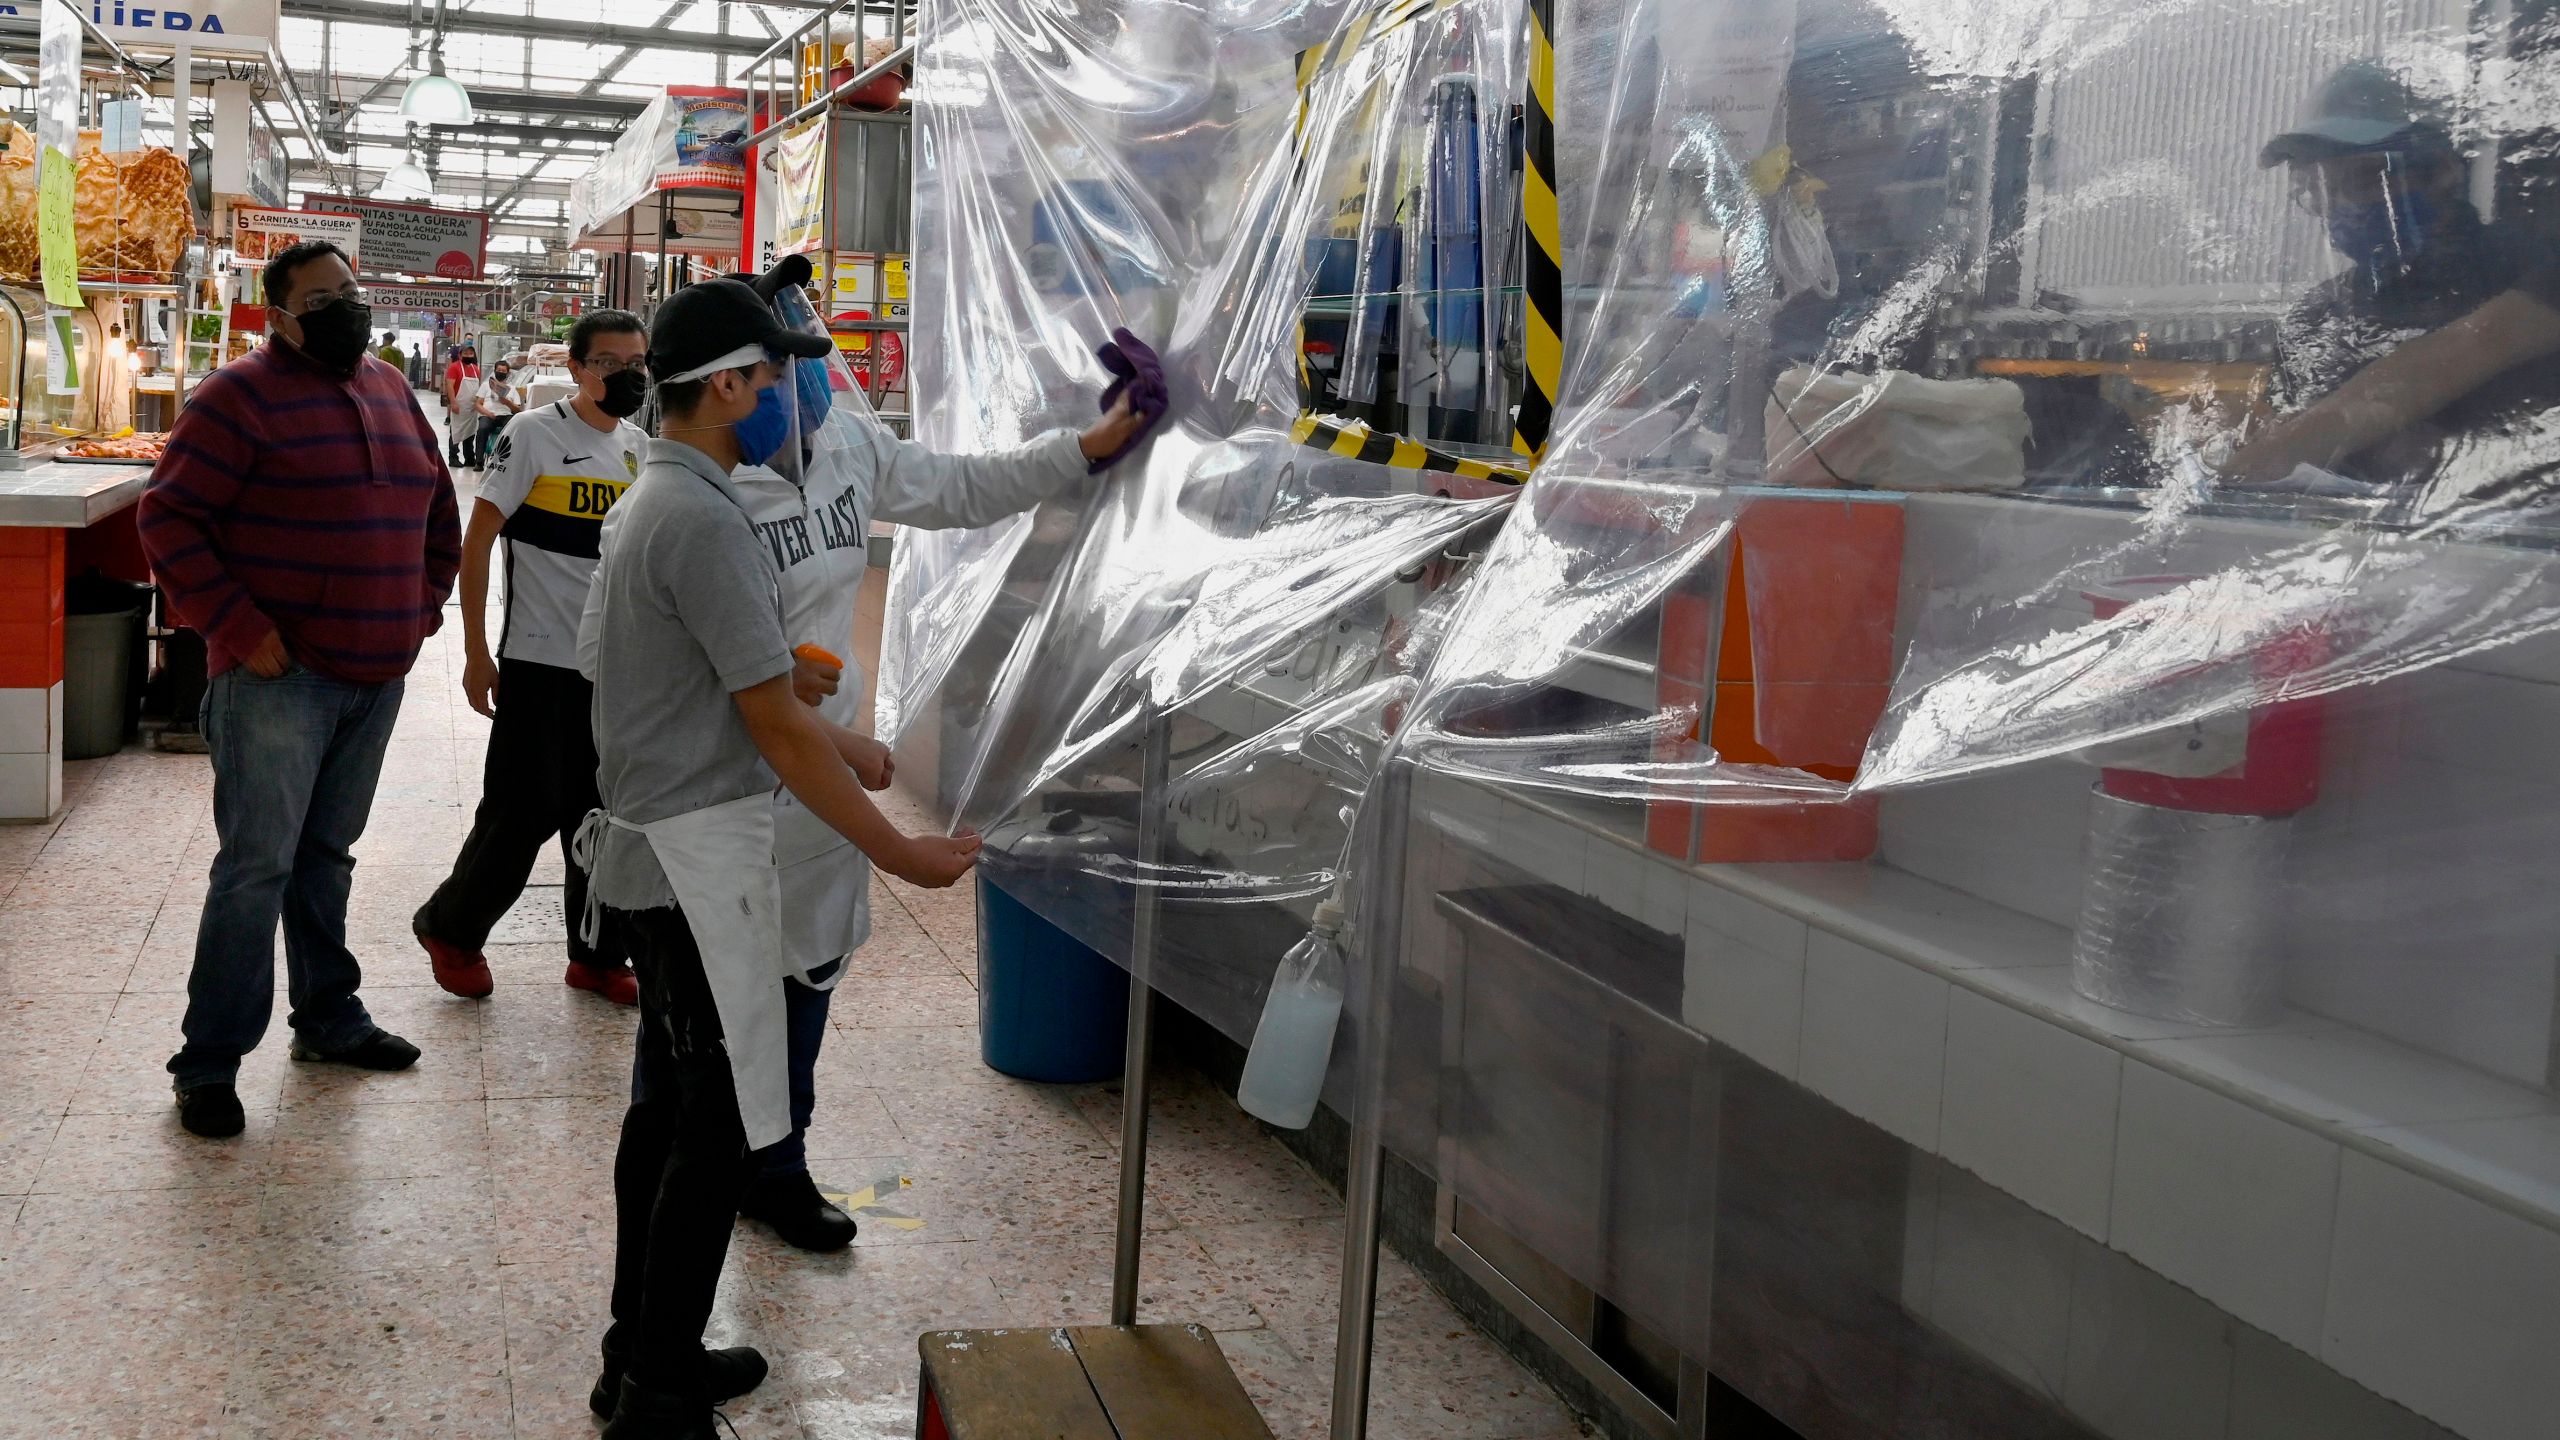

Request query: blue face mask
[
  {"left": 2326, "top": 190, "right": 2435, "bottom": 275},
  {"left": 795, "top": 356, "right": 834, "bottom": 432},
  {"left": 734, "top": 382, "right": 792, "bottom": 467}
]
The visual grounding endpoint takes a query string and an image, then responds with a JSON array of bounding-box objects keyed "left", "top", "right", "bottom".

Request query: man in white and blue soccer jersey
[{"left": 415, "top": 309, "right": 653, "bottom": 1007}]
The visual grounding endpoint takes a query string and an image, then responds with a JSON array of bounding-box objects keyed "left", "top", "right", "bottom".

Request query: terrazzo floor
[{"left": 0, "top": 401, "right": 1584, "bottom": 1439}]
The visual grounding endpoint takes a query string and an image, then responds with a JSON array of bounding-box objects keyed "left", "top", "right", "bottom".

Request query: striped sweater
[{"left": 139, "top": 341, "right": 461, "bottom": 684}]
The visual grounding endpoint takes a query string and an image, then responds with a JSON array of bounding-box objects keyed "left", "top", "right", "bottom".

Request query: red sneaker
[
  {"left": 419, "top": 932, "right": 493, "bottom": 998},
  {"left": 565, "top": 960, "right": 639, "bottom": 1007}
]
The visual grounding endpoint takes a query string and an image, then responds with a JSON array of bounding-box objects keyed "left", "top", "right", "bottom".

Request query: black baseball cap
[{"left": 647, "top": 277, "right": 832, "bottom": 383}]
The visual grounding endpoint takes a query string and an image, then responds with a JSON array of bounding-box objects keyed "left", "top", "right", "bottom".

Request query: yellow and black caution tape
[
  {"left": 1510, "top": 0, "right": 1562, "bottom": 464},
  {"left": 1291, "top": 411, "right": 1528, "bottom": 486}
]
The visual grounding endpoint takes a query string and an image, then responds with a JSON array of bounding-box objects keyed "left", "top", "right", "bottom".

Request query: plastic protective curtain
[{"left": 880, "top": 1, "right": 2560, "bottom": 1435}]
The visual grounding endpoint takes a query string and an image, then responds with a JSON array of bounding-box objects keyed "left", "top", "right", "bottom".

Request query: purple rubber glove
[{"left": 1091, "top": 327, "right": 1170, "bottom": 472}]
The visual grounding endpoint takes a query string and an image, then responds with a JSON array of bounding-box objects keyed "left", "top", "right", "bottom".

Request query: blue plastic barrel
[{"left": 976, "top": 876, "right": 1130, "bottom": 1083}]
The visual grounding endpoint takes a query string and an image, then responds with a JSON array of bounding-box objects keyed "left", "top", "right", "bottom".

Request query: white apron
[{"left": 575, "top": 795, "right": 795, "bottom": 1149}]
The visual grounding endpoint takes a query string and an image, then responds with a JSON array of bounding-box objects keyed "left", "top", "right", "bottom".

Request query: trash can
[
  {"left": 62, "top": 575, "right": 148, "bottom": 760},
  {"left": 977, "top": 873, "right": 1130, "bottom": 1084}
]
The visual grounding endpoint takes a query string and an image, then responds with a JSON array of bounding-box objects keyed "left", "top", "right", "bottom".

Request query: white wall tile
[
  {"left": 2111, "top": 1060, "right": 2341, "bottom": 1355},
  {"left": 2227, "top": 1328, "right": 2454, "bottom": 1440},
  {"left": 1639, "top": 858, "right": 1687, "bottom": 938},
  {"left": 0, "top": 684, "right": 53, "bottom": 754},
  {"left": 1584, "top": 833, "right": 1646, "bottom": 929},
  {"left": 1799, "top": 929, "right": 1949, "bottom": 1150},
  {"left": 1499, "top": 800, "right": 1585, "bottom": 893},
  {"left": 1686, "top": 874, "right": 1809, "bottom": 960},
  {"left": 1684, "top": 918, "right": 1804, "bottom": 1080},
  {"left": 2323, "top": 1149, "right": 2560, "bottom": 1440},
  {"left": 2142, "top": 1028, "right": 2555, "bottom": 1131},
  {"left": 1941, "top": 985, "right": 2124, "bottom": 1242},
  {"left": 0, "top": 750, "right": 59, "bottom": 822},
  {"left": 1924, "top": 1166, "right": 2078, "bottom": 1400},
  {"left": 2360, "top": 1112, "right": 2560, "bottom": 1222},
  {"left": 2063, "top": 1240, "right": 2239, "bottom": 1440}
]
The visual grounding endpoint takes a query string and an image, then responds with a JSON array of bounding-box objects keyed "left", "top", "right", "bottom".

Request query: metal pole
[
  {"left": 1329, "top": 751, "right": 1416, "bottom": 1439},
  {"left": 1110, "top": 705, "right": 1172, "bottom": 1326}
]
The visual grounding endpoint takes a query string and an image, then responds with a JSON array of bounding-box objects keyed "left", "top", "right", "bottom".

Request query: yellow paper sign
[{"left": 37, "top": 145, "right": 78, "bottom": 308}]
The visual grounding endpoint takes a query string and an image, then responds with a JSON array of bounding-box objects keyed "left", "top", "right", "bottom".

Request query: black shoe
[
  {"left": 589, "top": 1345, "right": 767, "bottom": 1419},
  {"left": 740, "top": 1170, "right": 858, "bottom": 1252},
  {"left": 173, "top": 1082, "right": 244, "bottom": 1138},
  {"left": 287, "top": 1028, "right": 421, "bottom": 1071},
  {"left": 598, "top": 1377, "right": 719, "bottom": 1440}
]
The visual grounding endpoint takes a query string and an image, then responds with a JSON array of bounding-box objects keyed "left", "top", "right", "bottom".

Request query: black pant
[
  {"left": 605, "top": 904, "right": 752, "bottom": 1393},
  {"left": 413, "top": 657, "right": 620, "bottom": 968},
  {"left": 475, "top": 415, "right": 505, "bottom": 467}
]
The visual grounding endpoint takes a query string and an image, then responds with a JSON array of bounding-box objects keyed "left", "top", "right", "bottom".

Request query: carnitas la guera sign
[{"left": 0, "top": 0, "right": 280, "bottom": 49}]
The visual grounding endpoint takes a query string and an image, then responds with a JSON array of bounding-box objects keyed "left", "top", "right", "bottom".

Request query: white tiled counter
[{"left": 1418, "top": 770, "right": 2560, "bottom": 1440}]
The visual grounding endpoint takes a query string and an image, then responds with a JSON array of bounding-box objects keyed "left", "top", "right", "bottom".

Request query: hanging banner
[
  {"left": 775, "top": 118, "right": 827, "bottom": 256},
  {"left": 304, "top": 194, "right": 487, "bottom": 279},
  {"left": 34, "top": 0, "right": 78, "bottom": 306},
  {"left": 231, "top": 205, "right": 362, "bottom": 268},
  {"left": 566, "top": 85, "right": 752, "bottom": 250}
]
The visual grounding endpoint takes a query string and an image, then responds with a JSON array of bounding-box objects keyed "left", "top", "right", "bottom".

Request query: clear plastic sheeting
[{"left": 881, "top": 0, "right": 2560, "bottom": 1435}]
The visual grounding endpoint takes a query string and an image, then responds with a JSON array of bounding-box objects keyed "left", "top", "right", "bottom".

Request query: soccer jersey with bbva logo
[{"left": 477, "top": 400, "right": 644, "bottom": 670}]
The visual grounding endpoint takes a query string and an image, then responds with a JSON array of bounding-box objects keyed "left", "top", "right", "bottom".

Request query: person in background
[
  {"left": 452, "top": 345, "right": 483, "bottom": 470},
  {"left": 475, "top": 355, "right": 525, "bottom": 473},
  {"left": 577, "top": 278, "right": 977, "bottom": 1437},
  {"left": 2228, "top": 60, "right": 2560, "bottom": 490},
  {"left": 706, "top": 254, "right": 1162, "bottom": 1252},
  {"left": 137, "top": 240, "right": 461, "bottom": 1140},
  {"left": 415, "top": 310, "right": 650, "bottom": 1006},
  {"left": 377, "top": 330, "right": 404, "bottom": 369}
]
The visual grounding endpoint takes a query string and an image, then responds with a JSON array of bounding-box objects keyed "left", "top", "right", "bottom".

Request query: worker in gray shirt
[{"left": 572, "top": 278, "right": 979, "bottom": 1440}]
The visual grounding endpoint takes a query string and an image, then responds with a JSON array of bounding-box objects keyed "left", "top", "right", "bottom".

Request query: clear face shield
[
  {"left": 2290, "top": 146, "right": 2440, "bottom": 276},
  {"left": 762, "top": 278, "right": 875, "bottom": 482}
]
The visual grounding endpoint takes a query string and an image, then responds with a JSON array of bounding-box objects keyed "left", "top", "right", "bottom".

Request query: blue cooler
[{"left": 977, "top": 874, "right": 1130, "bottom": 1083}]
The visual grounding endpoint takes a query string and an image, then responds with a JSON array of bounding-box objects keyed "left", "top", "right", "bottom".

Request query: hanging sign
[
  {"left": 231, "top": 205, "right": 362, "bottom": 269},
  {"left": 304, "top": 194, "right": 487, "bottom": 279},
  {"left": 0, "top": 0, "right": 291, "bottom": 52},
  {"left": 34, "top": 0, "right": 78, "bottom": 306},
  {"left": 370, "top": 286, "right": 492, "bottom": 316},
  {"left": 775, "top": 118, "right": 826, "bottom": 256},
  {"left": 43, "top": 307, "right": 78, "bottom": 394}
]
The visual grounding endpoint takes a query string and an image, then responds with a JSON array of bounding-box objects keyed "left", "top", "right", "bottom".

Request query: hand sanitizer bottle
[{"left": 1236, "top": 899, "right": 1348, "bottom": 1130}]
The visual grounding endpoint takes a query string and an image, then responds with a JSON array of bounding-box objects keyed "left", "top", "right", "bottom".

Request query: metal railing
[{"left": 738, "top": 0, "right": 915, "bottom": 151}]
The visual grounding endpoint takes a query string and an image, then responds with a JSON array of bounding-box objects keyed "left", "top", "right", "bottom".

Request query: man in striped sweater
[{"left": 139, "top": 240, "right": 463, "bottom": 1139}]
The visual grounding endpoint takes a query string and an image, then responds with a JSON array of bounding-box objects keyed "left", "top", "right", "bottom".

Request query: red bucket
[{"left": 2083, "top": 575, "right": 2326, "bottom": 817}]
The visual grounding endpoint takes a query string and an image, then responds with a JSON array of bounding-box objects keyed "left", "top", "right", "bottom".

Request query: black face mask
[
  {"left": 598, "top": 369, "right": 650, "bottom": 418},
  {"left": 294, "top": 298, "right": 375, "bottom": 374}
]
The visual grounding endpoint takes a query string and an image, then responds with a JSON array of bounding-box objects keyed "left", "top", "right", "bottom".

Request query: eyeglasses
[
  {"left": 576, "top": 355, "right": 646, "bottom": 377},
  {"left": 294, "top": 286, "right": 366, "bottom": 315},
  {"left": 2287, "top": 152, "right": 2403, "bottom": 216}
]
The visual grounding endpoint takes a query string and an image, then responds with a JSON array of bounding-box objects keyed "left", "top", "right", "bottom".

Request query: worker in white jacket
[{"left": 583, "top": 253, "right": 1165, "bottom": 1250}]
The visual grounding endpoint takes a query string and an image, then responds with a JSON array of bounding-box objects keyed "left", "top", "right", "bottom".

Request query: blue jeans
[
  {"left": 167, "top": 664, "right": 404, "bottom": 1090},
  {"left": 632, "top": 956, "right": 839, "bottom": 1181}
]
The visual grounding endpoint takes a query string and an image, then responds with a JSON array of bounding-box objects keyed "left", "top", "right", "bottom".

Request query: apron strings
[{"left": 570, "top": 807, "right": 617, "bottom": 951}]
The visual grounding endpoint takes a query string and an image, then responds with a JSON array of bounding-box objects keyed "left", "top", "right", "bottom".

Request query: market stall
[
  {"left": 876, "top": 2, "right": 2560, "bottom": 1438},
  {"left": 566, "top": 84, "right": 757, "bottom": 309},
  {"left": 0, "top": 0, "right": 231, "bottom": 819},
  {"left": 738, "top": 0, "right": 915, "bottom": 422}
]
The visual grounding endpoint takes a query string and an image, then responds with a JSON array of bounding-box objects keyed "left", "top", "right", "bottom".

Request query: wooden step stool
[{"left": 917, "top": 1324, "right": 1275, "bottom": 1440}]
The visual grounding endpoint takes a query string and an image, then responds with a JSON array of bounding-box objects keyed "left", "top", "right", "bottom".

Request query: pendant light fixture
[{"left": 394, "top": 0, "right": 474, "bottom": 127}]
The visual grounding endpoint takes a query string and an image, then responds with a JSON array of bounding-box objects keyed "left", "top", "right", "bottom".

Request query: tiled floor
[{"left": 0, "top": 402, "right": 1583, "bottom": 1439}]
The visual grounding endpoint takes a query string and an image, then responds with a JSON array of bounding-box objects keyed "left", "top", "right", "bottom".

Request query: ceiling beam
[
  {"left": 322, "top": 78, "right": 650, "bottom": 122},
  {"left": 290, "top": 0, "right": 773, "bottom": 57}
]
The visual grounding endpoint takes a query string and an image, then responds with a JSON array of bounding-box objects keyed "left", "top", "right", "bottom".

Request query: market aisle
[{"left": 0, "top": 396, "right": 1583, "bottom": 1439}]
